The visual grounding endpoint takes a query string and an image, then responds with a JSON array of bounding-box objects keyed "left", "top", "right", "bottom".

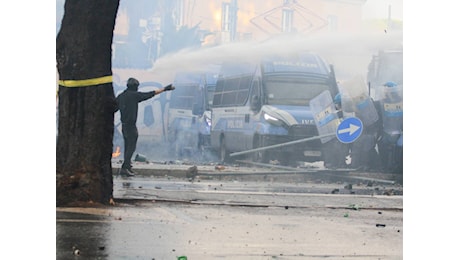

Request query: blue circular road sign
[{"left": 336, "top": 117, "right": 363, "bottom": 143}]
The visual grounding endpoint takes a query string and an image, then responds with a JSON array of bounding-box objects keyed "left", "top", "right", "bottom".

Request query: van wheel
[
  {"left": 197, "top": 134, "right": 206, "bottom": 161},
  {"left": 219, "top": 136, "right": 229, "bottom": 163},
  {"left": 252, "top": 135, "right": 267, "bottom": 163},
  {"left": 174, "top": 132, "right": 183, "bottom": 159}
]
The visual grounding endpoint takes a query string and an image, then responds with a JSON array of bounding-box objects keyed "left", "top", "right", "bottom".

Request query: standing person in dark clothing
[
  {"left": 375, "top": 81, "right": 403, "bottom": 173},
  {"left": 321, "top": 93, "right": 349, "bottom": 169},
  {"left": 116, "top": 77, "right": 175, "bottom": 176}
]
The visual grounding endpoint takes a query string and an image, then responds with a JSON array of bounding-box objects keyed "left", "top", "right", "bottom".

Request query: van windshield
[{"left": 264, "top": 77, "right": 330, "bottom": 106}]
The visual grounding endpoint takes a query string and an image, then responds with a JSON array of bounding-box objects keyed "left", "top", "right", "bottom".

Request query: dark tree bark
[{"left": 56, "top": 0, "right": 120, "bottom": 206}]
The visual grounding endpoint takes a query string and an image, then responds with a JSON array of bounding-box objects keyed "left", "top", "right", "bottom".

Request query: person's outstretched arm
[{"left": 155, "top": 84, "right": 175, "bottom": 95}]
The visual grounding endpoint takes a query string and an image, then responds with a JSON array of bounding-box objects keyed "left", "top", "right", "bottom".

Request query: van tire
[
  {"left": 174, "top": 132, "right": 183, "bottom": 159},
  {"left": 252, "top": 135, "right": 267, "bottom": 163},
  {"left": 197, "top": 134, "right": 207, "bottom": 161},
  {"left": 219, "top": 136, "right": 229, "bottom": 163}
]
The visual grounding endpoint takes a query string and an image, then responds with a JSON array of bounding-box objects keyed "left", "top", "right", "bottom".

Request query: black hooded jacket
[{"left": 116, "top": 89, "right": 156, "bottom": 126}]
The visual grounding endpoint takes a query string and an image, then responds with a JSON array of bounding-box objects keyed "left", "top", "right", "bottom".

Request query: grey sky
[{"left": 362, "top": 0, "right": 403, "bottom": 20}]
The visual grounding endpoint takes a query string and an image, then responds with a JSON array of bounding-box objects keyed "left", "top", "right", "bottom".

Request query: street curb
[{"left": 112, "top": 166, "right": 191, "bottom": 178}]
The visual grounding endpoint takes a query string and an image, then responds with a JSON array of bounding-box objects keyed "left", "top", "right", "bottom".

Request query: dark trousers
[
  {"left": 378, "top": 139, "right": 403, "bottom": 173},
  {"left": 121, "top": 124, "right": 138, "bottom": 169},
  {"left": 351, "top": 134, "right": 380, "bottom": 171},
  {"left": 322, "top": 139, "right": 349, "bottom": 168}
]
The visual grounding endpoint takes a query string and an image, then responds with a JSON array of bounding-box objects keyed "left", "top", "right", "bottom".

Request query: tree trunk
[{"left": 56, "top": 0, "right": 120, "bottom": 206}]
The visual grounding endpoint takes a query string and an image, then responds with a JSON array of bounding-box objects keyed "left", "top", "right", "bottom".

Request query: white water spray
[{"left": 149, "top": 31, "right": 402, "bottom": 82}]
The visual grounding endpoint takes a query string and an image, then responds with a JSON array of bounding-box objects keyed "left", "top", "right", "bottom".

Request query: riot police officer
[
  {"left": 320, "top": 93, "right": 349, "bottom": 169},
  {"left": 376, "top": 81, "right": 403, "bottom": 174}
]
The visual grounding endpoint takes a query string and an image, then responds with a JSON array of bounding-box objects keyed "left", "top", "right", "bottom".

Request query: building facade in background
[{"left": 109, "top": 0, "right": 368, "bottom": 68}]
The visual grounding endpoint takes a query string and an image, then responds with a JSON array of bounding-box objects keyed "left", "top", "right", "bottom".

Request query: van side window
[
  {"left": 252, "top": 79, "right": 260, "bottom": 98},
  {"left": 213, "top": 74, "right": 251, "bottom": 107},
  {"left": 213, "top": 62, "right": 255, "bottom": 107},
  {"left": 221, "top": 76, "right": 239, "bottom": 106},
  {"left": 213, "top": 77, "right": 224, "bottom": 106},
  {"left": 236, "top": 75, "right": 251, "bottom": 104}
]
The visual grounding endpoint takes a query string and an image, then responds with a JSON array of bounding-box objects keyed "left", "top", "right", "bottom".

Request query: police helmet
[
  {"left": 384, "top": 81, "right": 397, "bottom": 88},
  {"left": 333, "top": 93, "right": 342, "bottom": 105}
]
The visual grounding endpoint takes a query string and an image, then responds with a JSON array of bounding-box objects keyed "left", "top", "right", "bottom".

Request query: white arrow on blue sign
[{"left": 336, "top": 117, "right": 363, "bottom": 143}]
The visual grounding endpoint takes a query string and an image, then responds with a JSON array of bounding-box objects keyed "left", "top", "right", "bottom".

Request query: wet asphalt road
[
  {"left": 57, "top": 200, "right": 402, "bottom": 260},
  {"left": 56, "top": 166, "right": 403, "bottom": 260}
]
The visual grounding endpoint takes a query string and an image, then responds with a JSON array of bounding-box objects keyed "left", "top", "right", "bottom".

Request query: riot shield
[
  {"left": 375, "top": 84, "right": 403, "bottom": 135},
  {"left": 310, "top": 90, "right": 340, "bottom": 143},
  {"left": 339, "top": 75, "right": 379, "bottom": 127}
]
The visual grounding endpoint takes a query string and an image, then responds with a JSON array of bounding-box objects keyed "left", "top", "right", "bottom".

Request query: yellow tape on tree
[{"left": 58, "top": 75, "right": 112, "bottom": 87}]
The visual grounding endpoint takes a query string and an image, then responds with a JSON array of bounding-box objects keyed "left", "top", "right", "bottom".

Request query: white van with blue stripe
[
  {"left": 210, "top": 52, "right": 339, "bottom": 165},
  {"left": 167, "top": 68, "right": 219, "bottom": 160}
]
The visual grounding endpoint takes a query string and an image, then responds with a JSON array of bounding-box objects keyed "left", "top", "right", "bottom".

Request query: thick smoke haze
[
  {"left": 362, "top": 0, "right": 403, "bottom": 20},
  {"left": 56, "top": 0, "right": 403, "bottom": 84},
  {"left": 150, "top": 30, "right": 402, "bottom": 82}
]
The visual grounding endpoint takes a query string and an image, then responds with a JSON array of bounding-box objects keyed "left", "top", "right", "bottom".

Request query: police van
[
  {"left": 210, "top": 52, "right": 339, "bottom": 165},
  {"left": 167, "top": 69, "right": 219, "bottom": 160}
]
